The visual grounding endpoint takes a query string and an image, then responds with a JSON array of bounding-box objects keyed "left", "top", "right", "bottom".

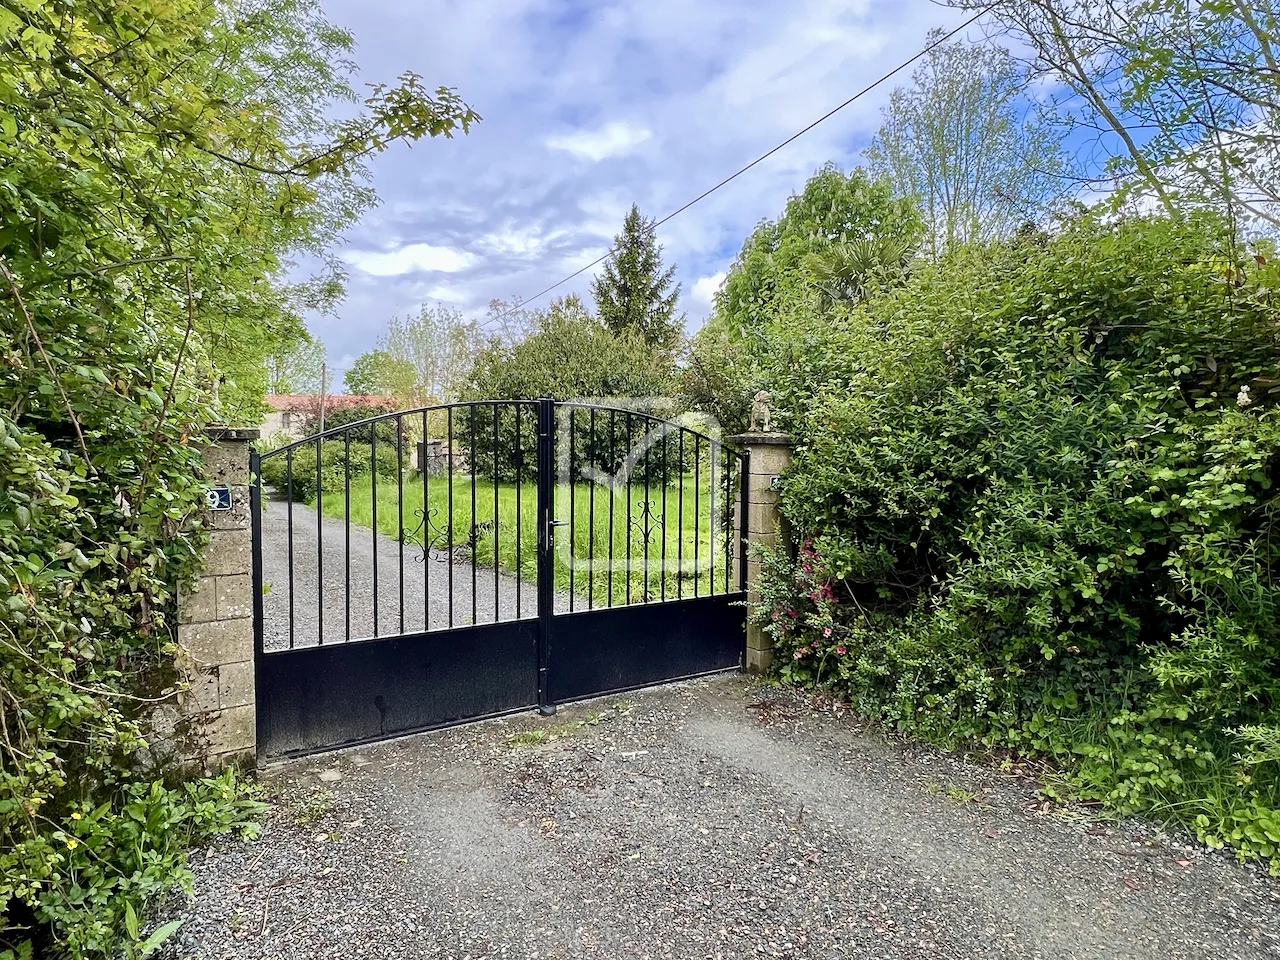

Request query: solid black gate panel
[
  {"left": 257, "top": 621, "right": 538, "bottom": 760},
  {"left": 546, "top": 594, "right": 745, "bottom": 705}
]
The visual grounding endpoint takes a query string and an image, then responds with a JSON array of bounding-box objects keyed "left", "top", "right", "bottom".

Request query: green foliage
[
  {"left": 303, "top": 403, "right": 400, "bottom": 442},
  {"left": 0, "top": 0, "right": 475, "bottom": 953},
  {"left": 381, "top": 304, "right": 482, "bottom": 405},
  {"left": 1, "top": 770, "right": 263, "bottom": 960},
  {"left": 970, "top": 0, "right": 1280, "bottom": 228},
  {"left": 692, "top": 165, "right": 923, "bottom": 431},
  {"left": 715, "top": 164, "right": 924, "bottom": 346},
  {"left": 266, "top": 337, "right": 328, "bottom": 396},
  {"left": 343, "top": 349, "right": 413, "bottom": 398},
  {"left": 591, "top": 204, "right": 684, "bottom": 356},
  {"left": 260, "top": 437, "right": 402, "bottom": 503},
  {"left": 755, "top": 213, "right": 1280, "bottom": 868},
  {"left": 865, "top": 31, "right": 1067, "bottom": 254},
  {"left": 678, "top": 321, "right": 756, "bottom": 436},
  {"left": 461, "top": 296, "right": 675, "bottom": 481},
  {"left": 465, "top": 297, "right": 669, "bottom": 402}
]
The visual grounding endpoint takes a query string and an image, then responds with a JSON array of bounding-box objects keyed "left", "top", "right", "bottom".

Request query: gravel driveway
[
  {"left": 260, "top": 496, "right": 563, "bottom": 650},
  {"left": 163, "top": 676, "right": 1279, "bottom": 960}
]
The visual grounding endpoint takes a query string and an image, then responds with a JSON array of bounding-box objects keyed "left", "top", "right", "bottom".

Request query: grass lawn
[{"left": 314, "top": 470, "right": 740, "bottom": 606}]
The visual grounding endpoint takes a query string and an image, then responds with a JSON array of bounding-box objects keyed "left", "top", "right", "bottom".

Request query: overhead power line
[{"left": 496, "top": 6, "right": 993, "bottom": 321}]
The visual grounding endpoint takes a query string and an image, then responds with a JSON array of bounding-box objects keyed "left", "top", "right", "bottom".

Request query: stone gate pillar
[
  {"left": 729, "top": 430, "right": 793, "bottom": 674},
  {"left": 175, "top": 425, "right": 259, "bottom": 770}
]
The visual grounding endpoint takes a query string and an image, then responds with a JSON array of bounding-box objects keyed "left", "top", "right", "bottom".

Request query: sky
[{"left": 304, "top": 0, "right": 974, "bottom": 385}]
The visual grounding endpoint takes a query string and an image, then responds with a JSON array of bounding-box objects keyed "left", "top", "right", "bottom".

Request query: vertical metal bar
[
  {"left": 285, "top": 448, "right": 294, "bottom": 649},
  {"left": 693, "top": 434, "right": 700, "bottom": 598},
  {"left": 608, "top": 409, "right": 616, "bottom": 608},
  {"left": 724, "top": 445, "right": 732, "bottom": 595},
  {"left": 344, "top": 432, "right": 351, "bottom": 643},
  {"left": 738, "top": 451, "right": 750, "bottom": 591},
  {"left": 536, "top": 398, "right": 555, "bottom": 715},
  {"left": 661, "top": 429, "right": 668, "bottom": 602},
  {"left": 316, "top": 438, "right": 324, "bottom": 644},
  {"left": 709, "top": 440, "right": 716, "bottom": 597},
  {"left": 430, "top": 409, "right": 435, "bottom": 634},
  {"left": 642, "top": 416, "right": 650, "bottom": 603},
  {"left": 371, "top": 428, "right": 379, "bottom": 637},
  {"left": 568, "top": 408, "right": 575, "bottom": 611},
  {"left": 625, "top": 412, "right": 632, "bottom": 606},
  {"left": 515, "top": 405, "right": 522, "bottom": 618},
  {"left": 250, "top": 449, "right": 265, "bottom": 659},
  {"left": 470, "top": 404, "right": 477, "bottom": 625},
  {"left": 493, "top": 404, "right": 500, "bottom": 623},
  {"left": 397, "top": 415, "right": 405, "bottom": 634},
  {"left": 677, "top": 430, "right": 684, "bottom": 600},
  {"left": 447, "top": 411, "right": 454, "bottom": 629},
  {"left": 588, "top": 407, "right": 595, "bottom": 610},
  {"left": 250, "top": 448, "right": 265, "bottom": 753}
]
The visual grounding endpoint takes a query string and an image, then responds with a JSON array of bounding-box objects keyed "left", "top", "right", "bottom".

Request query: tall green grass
[{"left": 314, "top": 471, "right": 740, "bottom": 605}]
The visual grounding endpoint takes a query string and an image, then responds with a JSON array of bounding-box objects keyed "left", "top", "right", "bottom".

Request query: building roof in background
[{"left": 265, "top": 394, "right": 395, "bottom": 412}]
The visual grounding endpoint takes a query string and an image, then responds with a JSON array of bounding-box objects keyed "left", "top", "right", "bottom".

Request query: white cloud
[
  {"left": 303, "top": 0, "right": 970, "bottom": 363},
  {"left": 691, "top": 271, "right": 728, "bottom": 312},
  {"left": 546, "top": 121, "right": 652, "bottom": 162},
  {"left": 478, "top": 224, "right": 558, "bottom": 258},
  {"left": 343, "top": 243, "right": 478, "bottom": 277}
]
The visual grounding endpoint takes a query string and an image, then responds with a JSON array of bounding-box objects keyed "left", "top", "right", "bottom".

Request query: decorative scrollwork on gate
[
  {"left": 405, "top": 506, "right": 453, "bottom": 562},
  {"left": 629, "top": 498, "right": 664, "bottom": 549}
]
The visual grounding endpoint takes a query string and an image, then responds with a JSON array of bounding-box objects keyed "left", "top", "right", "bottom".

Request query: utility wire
[{"left": 496, "top": 6, "right": 993, "bottom": 321}]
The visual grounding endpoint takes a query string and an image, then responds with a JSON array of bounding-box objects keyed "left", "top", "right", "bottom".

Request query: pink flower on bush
[
  {"left": 823, "top": 627, "right": 832, "bottom": 638},
  {"left": 836, "top": 645, "right": 847, "bottom": 655},
  {"left": 793, "top": 649, "right": 805, "bottom": 660},
  {"left": 811, "top": 640, "right": 820, "bottom": 649},
  {"left": 786, "top": 609, "right": 797, "bottom": 619}
]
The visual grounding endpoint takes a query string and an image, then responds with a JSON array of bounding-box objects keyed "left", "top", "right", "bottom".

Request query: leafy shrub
[
  {"left": 260, "top": 439, "right": 402, "bottom": 502},
  {"left": 755, "top": 213, "right": 1280, "bottom": 868},
  {"left": 0, "top": 406, "right": 266, "bottom": 956}
]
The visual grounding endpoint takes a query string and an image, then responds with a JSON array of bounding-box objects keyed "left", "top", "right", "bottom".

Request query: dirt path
[{"left": 163, "top": 676, "right": 1280, "bottom": 960}]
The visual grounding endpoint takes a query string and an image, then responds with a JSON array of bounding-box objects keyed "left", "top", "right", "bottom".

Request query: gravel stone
[{"left": 160, "top": 676, "right": 1280, "bottom": 959}]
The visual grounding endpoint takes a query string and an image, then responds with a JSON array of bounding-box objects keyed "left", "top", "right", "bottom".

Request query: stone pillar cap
[
  {"left": 727, "top": 431, "right": 792, "bottom": 446},
  {"left": 205, "top": 425, "right": 261, "bottom": 442}
]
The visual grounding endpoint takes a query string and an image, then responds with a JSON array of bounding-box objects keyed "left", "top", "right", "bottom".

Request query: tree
[
  {"left": 382, "top": 303, "right": 481, "bottom": 404},
  {"left": 344, "top": 348, "right": 415, "bottom": 397},
  {"left": 267, "top": 337, "right": 327, "bottom": 394},
  {"left": 952, "top": 0, "right": 1280, "bottom": 229},
  {"left": 714, "top": 165, "right": 923, "bottom": 344},
  {"left": 483, "top": 297, "right": 541, "bottom": 346},
  {"left": 865, "top": 33, "right": 1067, "bottom": 256},
  {"left": 591, "top": 204, "right": 684, "bottom": 356},
  {"left": 462, "top": 295, "right": 673, "bottom": 481}
]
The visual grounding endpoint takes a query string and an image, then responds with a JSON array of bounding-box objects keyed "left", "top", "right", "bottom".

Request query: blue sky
[{"left": 305, "top": 0, "right": 973, "bottom": 382}]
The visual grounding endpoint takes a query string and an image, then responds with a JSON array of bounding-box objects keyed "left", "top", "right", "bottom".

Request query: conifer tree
[{"left": 591, "top": 204, "right": 683, "bottom": 355}]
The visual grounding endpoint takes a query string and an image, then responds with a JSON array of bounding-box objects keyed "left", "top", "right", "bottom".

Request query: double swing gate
[{"left": 250, "top": 399, "right": 749, "bottom": 759}]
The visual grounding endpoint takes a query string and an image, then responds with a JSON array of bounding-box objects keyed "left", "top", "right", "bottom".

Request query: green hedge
[
  {"left": 260, "top": 439, "right": 403, "bottom": 503},
  {"left": 755, "top": 213, "right": 1280, "bottom": 868}
]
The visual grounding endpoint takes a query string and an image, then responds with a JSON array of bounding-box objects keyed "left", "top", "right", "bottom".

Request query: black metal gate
[{"left": 250, "top": 399, "right": 748, "bottom": 760}]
